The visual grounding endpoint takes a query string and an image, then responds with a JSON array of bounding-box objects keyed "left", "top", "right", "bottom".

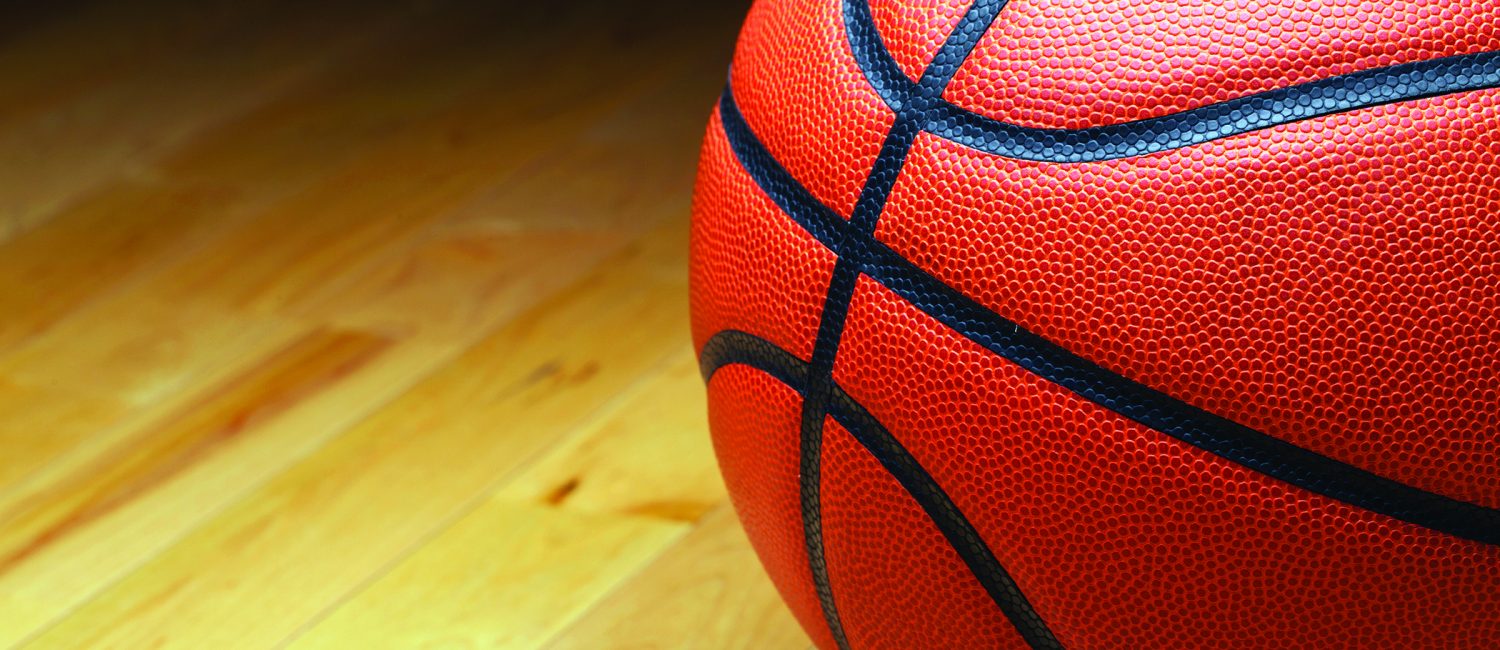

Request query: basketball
[{"left": 689, "top": 1, "right": 1500, "bottom": 647}]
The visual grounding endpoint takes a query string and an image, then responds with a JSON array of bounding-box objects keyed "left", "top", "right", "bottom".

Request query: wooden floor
[{"left": 0, "top": 0, "right": 812, "bottom": 647}]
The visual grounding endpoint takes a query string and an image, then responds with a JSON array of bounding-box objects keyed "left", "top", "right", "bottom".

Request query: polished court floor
[{"left": 0, "top": 0, "right": 811, "bottom": 646}]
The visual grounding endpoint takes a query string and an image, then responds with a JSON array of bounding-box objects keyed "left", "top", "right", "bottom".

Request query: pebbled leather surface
[{"left": 691, "top": 1, "right": 1500, "bottom": 648}]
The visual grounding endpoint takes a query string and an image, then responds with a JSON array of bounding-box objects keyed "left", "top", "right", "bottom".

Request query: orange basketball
[{"left": 689, "top": 1, "right": 1500, "bottom": 648}]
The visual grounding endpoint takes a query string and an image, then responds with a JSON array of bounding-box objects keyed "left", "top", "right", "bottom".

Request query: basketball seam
[
  {"left": 709, "top": 2, "right": 1500, "bottom": 648},
  {"left": 714, "top": 75, "right": 1500, "bottom": 547},
  {"left": 700, "top": 330, "right": 1063, "bottom": 650},
  {"left": 785, "top": 1, "right": 1056, "bottom": 649},
  {"left": 844, "top": 0, "right": 1500, "bottom": 162}
]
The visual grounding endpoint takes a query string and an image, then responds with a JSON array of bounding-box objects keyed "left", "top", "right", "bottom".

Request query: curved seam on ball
[
  {"left": 714, "top": 81, "right": 1500, "bottom": 548},
  {"left": 785, "top": 1, "right": 1042, "bottom": 648},
  {"left": 844, "top": 0, "right": 1500, "bottom": 162},
  {"left": 700, "top": 330, "right": 1063, "bottom": 650}
]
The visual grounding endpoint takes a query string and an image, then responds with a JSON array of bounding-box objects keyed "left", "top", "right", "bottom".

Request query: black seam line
[
  {"left": 845, "top": 0, "right": 1500, "bottom": 162},
  {"left": 700, "top": 331, "right": 1064, "bottom": 650},
  {"left": 716, "top": 82, "right": 1500, "bottom": 548},
  {"left": 793, "top": 111, "right": 919, "bottom": 650},
  {"left": 797, "top": 259, "right": 858, "bottom": 650},
  {"left": 790, "top": 2, "right": 1017, "bottom": 649}
]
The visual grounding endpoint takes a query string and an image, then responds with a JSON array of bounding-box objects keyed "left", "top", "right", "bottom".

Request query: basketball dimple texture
[
  {"left": 707, "top": 365, "right": 839, "bottom": 650},
  {"left": 821, "top": 417, "right": 1031, "bottom": 649},
  {"left": 834, "top": 278, "right": 1500, "bottom": 649},
  {"left": 876, "top": 103, "right": 1500, "bottom": 510},
  {"left": 690, "top": 111, "right": 837, "bottom": 361},
  {"left": 868, "top": 0, "right": 972, "bottom": 81},
  {"left": 690, "top": 0, "right": 1500, "bottom": 648},
  {"left": 945, "top": 0, "right": 1500, "bottom": 129},
  {"left": 731, "top": 0, "right": 893, "bottom": 216}
]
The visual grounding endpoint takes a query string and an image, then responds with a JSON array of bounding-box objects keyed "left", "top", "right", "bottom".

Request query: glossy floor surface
[{"left": 0, "top": 0, "right": 809, "bottom": 647}]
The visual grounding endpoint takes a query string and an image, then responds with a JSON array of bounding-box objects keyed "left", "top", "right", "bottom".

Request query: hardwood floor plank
[
  {"left": 286, "top": 225, "right": 625, "bottom": 342},
  {"left": 0, "top": 1, "right": 761, "bottom": 646},
  {"left": 0, "top": 0, "right": 422, "bottom": 241},
  {"left": 0, "top": 226, "right": 647, "bottom": 647},
  {"left": 543, "top": 504, "right": 810, "bottom": 650},
  {"left": 495, "top": 349, "right": 725, "bottom": 523},
  {"left": 0, "top": 327, "right": 407, "bottom": 646},
  {"left": 0, "top": 329, "right": 392, "bottom": 576},
  {"left": 16, "top": 222, "right": 691, "bottom": 650},
  {"left": 114, "top": 16, "right": 702, "bottom": 322},
  {"left": 0, "top": 181, "right": 277, "bottom": 353},
  {"left": 0, "top": 0, "right": 591, "bottom": 353},
  {"left": 0, "top": 27, "right": 714, "bottom": 639},
  {"left": 0, "top": 378, "right": 126, "bottom": 494},
  {"left": 0, "top": 296, "right": 303, "bottom": 406},
  {"left": 273, "top": 37, "right": 734, "bottom": 343},
  {"left": 277, "top": 345, "right": 741, "bottom": 648},
  {"left": 284, "top": 502, "right": 684, "bottom": 650}
]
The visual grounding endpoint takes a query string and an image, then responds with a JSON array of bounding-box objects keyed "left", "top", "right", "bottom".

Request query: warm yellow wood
[
  {"left": 0, "top": 379, "right": 126, "bottom": 493},
  {"left": 0, "top": 0, "right": 724, "bottom": 356},
  {"left": 0, "top": 0, "right": 636, "bottom": 353},
  {"left": 496, "top": 349, "right": 727, "bottom": 522},
  {"left": 0, "top": 329, "right": 389, "bottom": 556},
  {"left": 0, "top": 0, "right": 797, "bottom": 647},
  {"left": 273, "top": 351, "right": 722, "bottom": 647},
  {"left": 0, "top": 295, "right": 304, "bottom": 406},
  {"left": 285, "top": 503, "right": 686, "bottom": 650},
  {"left": 0, "top": 181, "right": 286, "bottom": 353},
  {"left": 18, "top": 222, "right": 694, "bottom": 650},
  {"left": 543, "top": 505, "right": 812, "bottom": 650},
  {"left": 0, "top": 3, "right": 715, "bottom": 637},
  {"left": 0, "top": 330, "right": 414, "bottom": 647},
  {"left": 0, "top": 226, "right": 677, "bottom": 647}
]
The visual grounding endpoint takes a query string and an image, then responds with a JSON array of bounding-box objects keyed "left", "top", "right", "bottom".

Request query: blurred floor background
[{"left": 0, "top": 0, "right": 812, "bottom": 647}]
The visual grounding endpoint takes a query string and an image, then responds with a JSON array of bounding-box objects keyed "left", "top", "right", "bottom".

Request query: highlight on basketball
[{"left": 0, "top": 0, "right": 1493, "bottom": 647}]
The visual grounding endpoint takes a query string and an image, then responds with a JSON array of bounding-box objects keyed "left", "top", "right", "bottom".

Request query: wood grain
[
  {"left": 544, "top": 505, "right": 811, "bottom": 650},
  {"left": 0, "top": 0, "right": 806, "bottom": 647}
]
